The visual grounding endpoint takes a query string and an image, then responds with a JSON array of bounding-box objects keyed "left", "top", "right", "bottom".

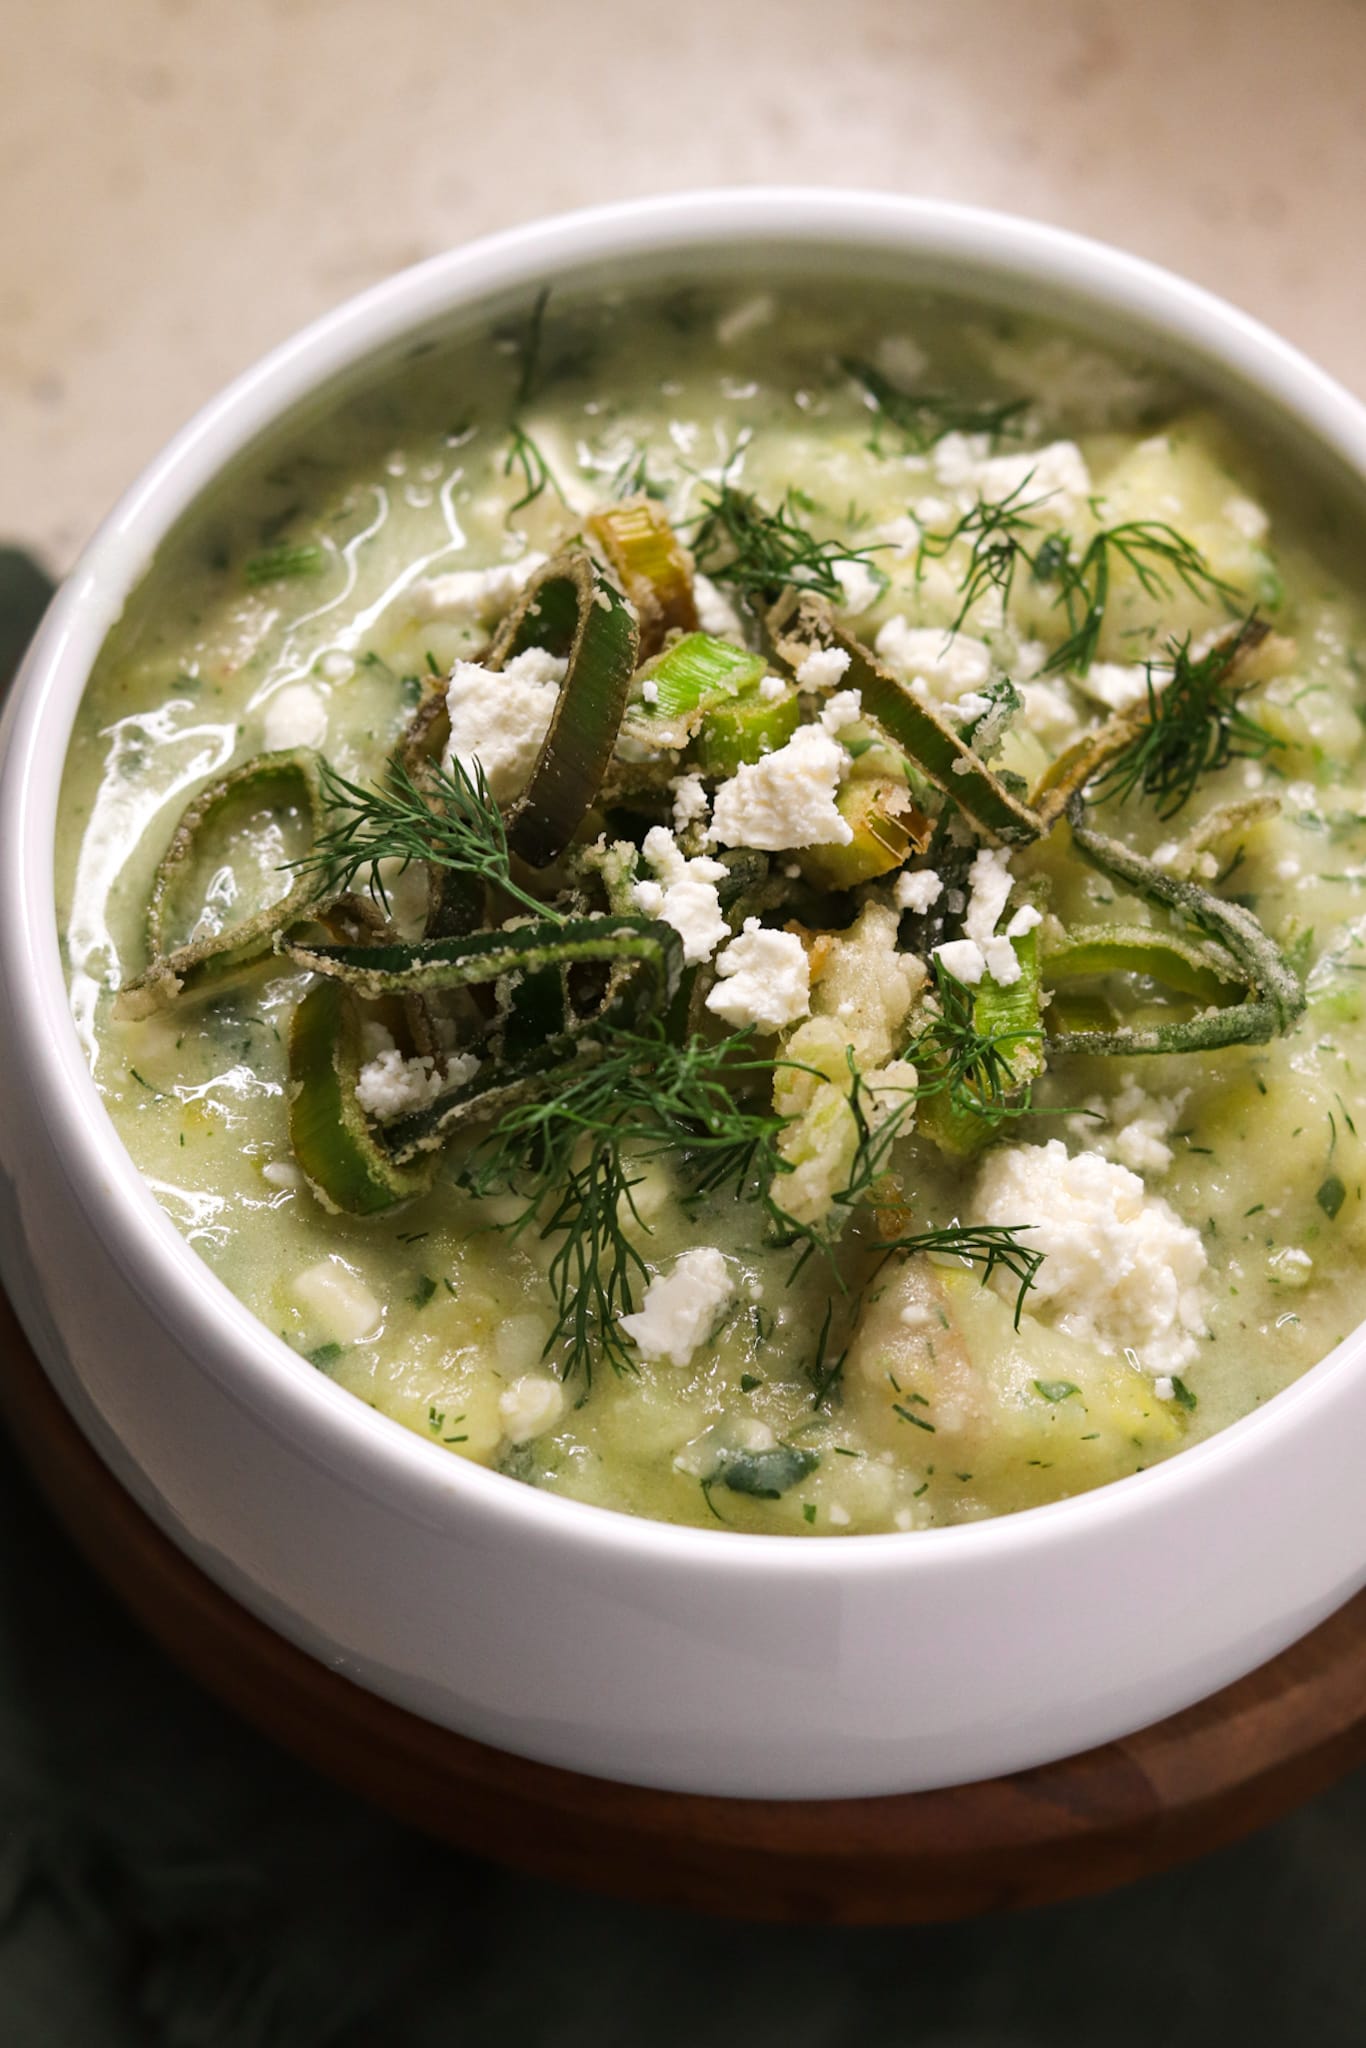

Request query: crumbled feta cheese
[
  {"left": 894, "top": 868, "right": 943, "bottom": 914},
  {"left": 931, "top": 432, "right": 993, "bottom": 491},
  {"left": 629, "top": 825, "right": 729, "bottom": 965},
  {"left": 319, "top": 650, "right": 355, "bottom": 682},
  {"left": 1074, "top": 661, "right": 1151, "bottom": 713},
  {"left": 1005, "top": 903, "right": 1042, "bottom": 939},
  {"left": 947, "top": 690, "right": 994, "bottom": 726},
  {"left": 874, "top": 618, "right": 992, "bottom": 704},
  {"left": 290, "top": 1258, "right": 382, "bottom": 1344},
  {"left": 972, "top": 1138, "right": 1208, "bottom": 1374},
  {"left": 619, "top": 1247, "right": 735, "bottom": 1367},
  {"left": 1154, "top": 1375, "right": 1176, "bottom": 1402},
  {"left": 407, "top": 553, "right": 546, "bottom": 628},
  {"left": 641, "top": 678, "right": 660, "bottom": 704},
  {"left": 828, "top": 1503, "right": 852, "bottom": 1528},
  {"left": 819, "top": 689, "right": 863, "bottom": 736},
  {"left": 831, "top": 558, "right": 884, "bottom": 618},
  {"left": 976, "top": 440, "right": 1092, "bottom": 525},
  {"left": 710, "top": 723, "right": 852, "bottom": 851},
  {"left": 795, "top": 645, "right": 853, "bottom": 691},
  {"left": 263, "top": 682, "right": 328, "bottom": 752},
  {"left": 262, "top": 1159, "right": 301, "bottom": 1190},
  {"left": 356, "top": 1046, "right": 445, "bottom": 1120},
  {"left": 1267, "top": 1246, "right": 1313, "bottom": 1289},
  {"left": 669, "top": 771, "right": 711, "bottom": 839},
  {"left": 758, "top": 675, "right": 789, "bottom": 701},
  {"left": 1223, "top": 494, "right": 1269, "bottom": 542},
  {"left": 444, "top": 646, "right": 567, "bottom": 800},
  {"left": 693, "top": 572, "right": 745, "bottom": 640},
  {"left": 1073, "top": 1074, "right": 1187, "bottom": 1176},
  {"left": 498, "top": 1374, "right": 565, "bottom": 1444},
  {"left": 933, "top": 938, "right": 986, "bottom": 984},
  {"left": 874, "top": 513, "right": 922, "bottom": 557},
  {"left": 705, "top": 919, "right": 811, "bottom": 1032}
]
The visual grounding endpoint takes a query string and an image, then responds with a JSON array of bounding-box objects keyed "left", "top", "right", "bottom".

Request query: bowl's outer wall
[{"left": 4, "top": 192, "right": 1366, "bottom": 1799}]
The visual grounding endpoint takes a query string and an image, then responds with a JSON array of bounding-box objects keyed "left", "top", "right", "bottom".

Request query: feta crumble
[
  {"left": 933, "top": 847, "right": 1032, "bottom": 987},
  {"left": 498, "top": 1374, "right": 565, "bottom": 1444},
  {"left": 705, "top": 919, "right": 811, "bottom": 1033},
  {"left": 976, "top": 440, "right": 1092, "bottom": 526},
  {"left": 444, "top": 646, "right": 568, "bottom": 801},
  {"left": 972, "top": 1138, "right": 1208, "bottom": 1374},
  {"left": 629, "top": 825, "right": 730, "bottom": 965},
  {"left": 693, "top": 572, "right": 746, "bottom": 640},
  {"left": 894, "top": 868, "right": 943, "bottom": 914},
  {"left": 669, "top": 771, "right": 712, "bottom": 840},
  {"left": 795, "top": 645, "right": 853, "bottom": 691},
  {"left": 407, "top": 552, "right": 546, "bottom": 629},
  {"left": 355, "top": 1021, "right": 475, "bottom": 1121},
  {"left": 1072, "top": 1074, "right": 1188, "bottom": 1176},
  {"left": 263, "top": 682, "right": 327, "bottom": 752},
  {"left": 874, "top": 618, "right": 993, "bottom": 705},
  {"left": 819, "top": 689, "right": 863, "bottom": 736},
  {"left": 710, "top": 723, "right": 852, "bottom": 850},
  {"left": 831, "top": 558, "right": 884, "bottom": 619},
  {"left": 619, "top": 1247, "right": 735, "bottom": 1367}
]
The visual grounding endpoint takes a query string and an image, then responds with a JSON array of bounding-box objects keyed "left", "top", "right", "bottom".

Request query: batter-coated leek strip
[
  {"left": 1051, "top": 798, "right": 1306, "bottom": 1055},
  {"left": 281, "top": 914, "right": 679, "bottom": 1011},
  {"left": 588, "top": 495, "right": 699, "bottom": 660},
  {"left": 115, "top": 749, "right": 325, "bottom": 1019},
  {"left": 485, "top": 551, "right": 639, "bottom": 867},
  {"left": 767, "top": 591, "right": 1041, "bottom": 844},
  {"left": 1040, "top": 924, "right": 1245, "bottom": 1006},
  {"left": 288, "top": 978, "right": 439, "bottom": 1215}
]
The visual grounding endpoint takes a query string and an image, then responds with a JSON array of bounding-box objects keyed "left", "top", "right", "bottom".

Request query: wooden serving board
[{"left": 2, "top": 1289, "right": 1364, "bottom": 1925}]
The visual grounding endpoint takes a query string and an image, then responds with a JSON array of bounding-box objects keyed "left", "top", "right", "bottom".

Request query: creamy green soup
[{"left": 57, "top": 280, "right": 1366, "bottom": 1535}]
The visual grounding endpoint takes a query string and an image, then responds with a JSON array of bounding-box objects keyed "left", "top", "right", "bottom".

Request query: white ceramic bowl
[{"left": 5, "top": 190, "right": 1366, "bottom": 1801}]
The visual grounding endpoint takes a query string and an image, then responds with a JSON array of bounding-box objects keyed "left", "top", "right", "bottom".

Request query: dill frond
[
  {"left": 460, "top": 1027, "right": 789, "bottom": 1383},
  {"left": 842, "top": 358, "right": 1029, "bottom": 454},
  {"left": 289, "top": 755, "right": 555, "bottom": 923},
  {"left": 503, "top": 422, "right": 570, "bottom": 515},
  {"left": 1089, "top": 619, "right": 1280, "bottom": 818},
  {"left": 687, "top": 482, "right": 885, "bottom": 607},
  {"left": 1044, "top": 519, "right": 1240, "bottom": 675},
  {"left": 909, "top": 968, "right": 1044, "bottom": 1127}
]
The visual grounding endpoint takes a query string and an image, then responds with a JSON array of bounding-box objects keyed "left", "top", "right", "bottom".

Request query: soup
[{"left": 57, "top": 280, "right": 1366, "bottom": 1534}]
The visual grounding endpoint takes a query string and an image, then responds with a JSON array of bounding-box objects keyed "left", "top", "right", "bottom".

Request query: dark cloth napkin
[{"left": 1, "top": 550, "right": 1362, "bottom": 2045}]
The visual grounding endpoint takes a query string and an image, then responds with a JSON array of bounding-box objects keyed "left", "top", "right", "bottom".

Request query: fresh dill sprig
[
  {"left": 843, "top": 358, "right": 1028, "bottom": 454},
  {"left": 920, "top": 485, "right": 1238, "bottom": 673},
  {"left": 1089, "top": 619, "right": 1280, "bottom": 819},
  {"left": 687, "top": 482, "right": 885, "bottom": 606},
  {"left": 873, "top": 1223, "right": 1043, "bottom": 1329},
  {"left": 909, "top": 968, "right": 1044, "bottom": 1127},
  {"left": 608, "top": 443, "right": 668, "bottom": 502},
  {"left": 244, "top": 542, "right": 325, "bottom": 587},
  {"left": 503, "top": 422, "right": 570, "bottom": 515},
  {"left": 916, "top": 479, "right": 1050, "bottom": 631},
  {"left": 459, "top": 1026, "right": 789, "bottom": 1383},
  {"left": 513, "top": 285, "right": 551, "bottom": 411},
  {"left": 289, "top": 755, "right": 556, "bottom": 923},
  {"left": 1044, "top": 519, "right": 1239, "bottom": 675}
]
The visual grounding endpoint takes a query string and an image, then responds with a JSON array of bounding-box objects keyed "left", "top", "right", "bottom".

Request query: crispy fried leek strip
[
  {"left": 288, "top": 977, "right": 437, "bottom": 1215},
  {"left": 767, "top": 591, "right": 1040, "bottom": 843},
  {"left": 115, "top": 749, "right": 326, "bottom": 1019},
  {"left": 280, "top": 915, "right": 684, "bottom": 1164},
  {"left": 1041, "top": 924, "right": 1244, "bottom": 1005},
  {"left": 588, "top": 496, "right": 699, "bottom": 659},
  {"left": 485, "top": 551, "right": 639, "bottom": 867},
  {"left": 1051, "top": 798, "right": 1305, "bottom": 1055}
]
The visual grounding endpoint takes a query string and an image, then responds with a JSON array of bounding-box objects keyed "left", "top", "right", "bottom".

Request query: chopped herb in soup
[{"left": 57, "top": 282, "right": 1366, "bottom": 1534}]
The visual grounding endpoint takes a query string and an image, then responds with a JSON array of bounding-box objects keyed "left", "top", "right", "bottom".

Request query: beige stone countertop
[{"left": 6, "top": 0, "right": 1366, "bottom": 569}]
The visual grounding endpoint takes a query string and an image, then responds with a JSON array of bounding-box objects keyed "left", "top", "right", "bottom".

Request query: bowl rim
[{"left": 13, "top": 184, "right": 1366, "bottom": 1580}]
